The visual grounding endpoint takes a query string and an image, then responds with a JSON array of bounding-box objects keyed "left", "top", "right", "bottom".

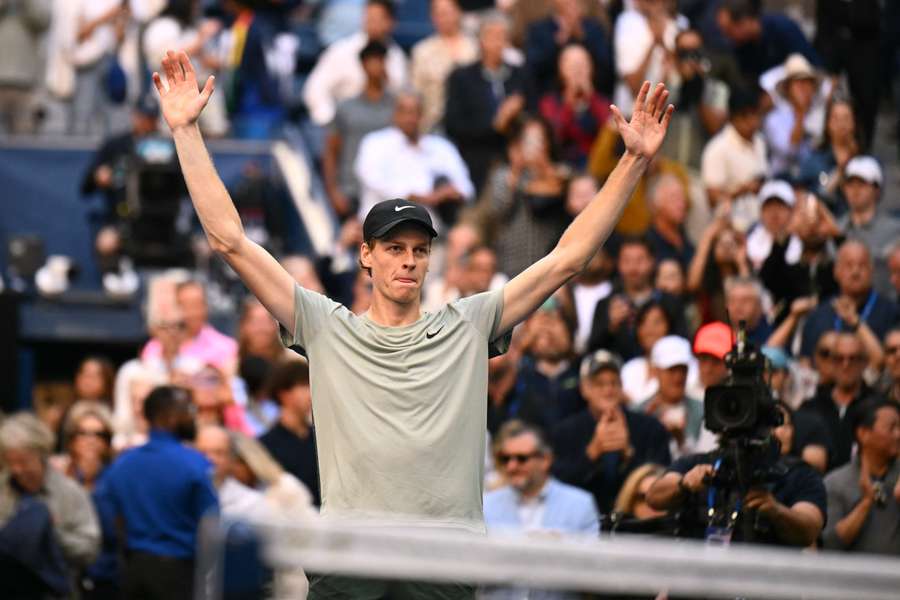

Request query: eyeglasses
[
  {"left": 158, "top": 321, "right": 186, "bottom": 331},
  {"left": 75, "top": 429, "right": 111, "bottom": 442},
  {"left": 830, "top": 353, "right": 865, "bottom": 365},
  {"left": 498, "top": 452, "right": 541, "bottom": 466},
  {"left": 815, "top": 348, "right": 831, "bottom": 359},
  {"left": 886, "top": 346, "right": 900, "bottom": 356}
]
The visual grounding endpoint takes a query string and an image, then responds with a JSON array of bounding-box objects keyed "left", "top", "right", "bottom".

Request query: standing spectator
[
  {"left": 612, "top": 0, "right": 678, "bottom": 117},
  {"left": 322, "top": 40, "right": 395, "bottom": 221},
  {"left": 620, "top": 300, "right": 677, "bottom": 405},
  {"left": 645, "top": 173, "right": 694, "bottom": 270},
  {"left": 724, "top": 276, "right": 772, "bottom": 347},
  {"left": 0, "top": 413, "right": 100, "bottom": 577},
  {"left": 538, "top": 43, "right": 610, "bottom": 168},
  {"left": 700, "top": 85, "right": 766, "bottom": 232},
  {"left": 552, "top": 350, "right": 671, "bottom": 514},
  {"left": 484, "top": 117, "right": 570, "bottom": 279},
  {"left": 259, "top": 360, "right": 320, "bottom": 506},
  {"left": 141, "top": 280, "right": 239, "bottom": 374},
  {"left": 839, "top": 156, "right": 900, "bottom": 297},
  {"left": 238, "top": 297, "right": 286, "bottom": 366},
  {"left": 410, "top": 0, "right": 477, "bottom": 133},
  {"left": 444, "top": 13, "right": 530, "bottom": 194},
  {"left": 687, "top": 215, "right": 751, "bottom": 324},
  {"left": 715, "top": 0, "right": 820, "bottom": 83},
  {"left": 196, "top": 425, "right": 268, "bottom": 520},
  {"left": 355, "top": 91, "right": 473, "bottom": 230},
  {"left": 96, "top": 386, "right": 218, "bottom": 600},
  {"left": 745, "top": 180, "right": 798, "bottom": 270},
  {"left": 525, "top": 0, "right": 611, "bottom": 97},
  {"left": 692, "top": 321, "right": 730, "bottom": 396},
  {"left": 568, "top": 233, "right": 614, "bottom": 352},
  {"left": 0, "top": 0, "right": 50, "bottom": 134},
  {"left": 823, "top": 400, "right": 900, "bottom": 554},
  {"left": 798, "top": 97, "right": 861, "bottom": 213},
  {"left": 302, "top": 0, "right": 408, "bottom": 127}
]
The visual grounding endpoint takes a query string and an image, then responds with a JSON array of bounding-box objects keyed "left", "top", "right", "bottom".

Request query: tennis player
[{"left": 153, "top": 49, "right": 672, "bottom": 598}]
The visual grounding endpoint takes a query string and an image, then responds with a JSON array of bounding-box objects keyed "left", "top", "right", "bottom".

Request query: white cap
[
  {"left": 651, "top": 335, "right": 693, "bottom": 369},
  {"left": 844, "top": 156, "right": 882, "bottom": 186},
  {"left": 758, "top": 179, "right": 795, "bottom": 207}
]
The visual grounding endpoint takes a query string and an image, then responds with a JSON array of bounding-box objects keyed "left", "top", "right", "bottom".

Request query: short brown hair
[{"left": 265, "top": 359, "right": 310, "bottom": 402}]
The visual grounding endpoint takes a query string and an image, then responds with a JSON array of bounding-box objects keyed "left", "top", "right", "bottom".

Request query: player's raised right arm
[{"left": 154, "top": 51, "right": 295, "bottom": 329}]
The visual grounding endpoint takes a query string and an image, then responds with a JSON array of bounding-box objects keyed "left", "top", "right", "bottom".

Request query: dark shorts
[{"left": 308, "top": 575, "right": 475, "bottom": 600}]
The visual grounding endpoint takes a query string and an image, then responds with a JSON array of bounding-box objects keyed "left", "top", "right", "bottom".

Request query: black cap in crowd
[{"left": 363, "top": 198, "right": 438, "bottom": 241}]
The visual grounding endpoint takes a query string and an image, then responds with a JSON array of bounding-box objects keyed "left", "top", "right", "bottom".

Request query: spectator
[
  {"left": 422, "top": 222, "right": 482, "bottom": 312},
  {"left": 771, "top": 380, "right": 830, "bottom": 474},
  {"left": 141, "top": 280, "right": 239, "bottom": 374},
  {"left": 700, "top": 85, "right": 766, "bottom": 232},
  {"left": 645, "top": 173, "right": 695, "bottom": 270},
  {"left": 444, "top": 13, "right": 530, "bottom": 193},
  {"left": 612, "top": 0, "right": 677, "bottom": 117},
  {"left": 238, "top": 297, "right": 286, "bottom": 366},
  {"left": 302, "top": 0, "right": 408, "bottom": 127},
  {"left": 281, "top": 254, "right": 327, "bottom": 294},
  {"left": 96, "top": 386, "right": 218, "bottom": 600},
  {"left": 508, "top": 299, "right": 583, "bottom": 431},
  {"left": 552, "top": 350, "right": 671, "bottom": 514},
  {"left": 526, "top": 0, "right": 611, "bottom": 98},
  {"left": 888, "top": 244, "right": 900, "bottom": 304},
  {"left": 745, "top": 180, "right": 799, "bottom": 270},
  {"left": 79, "top": 96, "right": 160, "bottom": 275},
  {"left": 195, "top": 425, "right": 268, "bottom": 520},
  {"left": 620, "top": 300, "right": 676, "bottom": 404},
  {"left": 812, "top": 331, "right": 840, "bottom": 390},
  {"left": 799, "top": 332, "right": 883, "bottom": 471},
  {"left": 879, "top": 329, "right": 900, "bottom": 404},
  {"left": 568, "top": 236, "right": 615, "bottom": 352},
  {"left": 487, "top": 334, "right": 524, "bottom": 435},
  {"left": 724, "top": 276, "right": 773, "bottom": 347},
  {"left": 612, "top": 463, "right": 667, "bottom": 521},
  {"left": 259, "top": 360, "right": 320, "bottom": 506},
  {"left": 410, "top": 0, "right": 477, "bottom": 133},
  {"left": 823, "top": 400, "right": 900, "bottom": 555},
  {"left": 538, "top": 43, "right": 611, "bottom": 168},
  {"left": 458, "top": 245, "right": 501, "bottom": 299},
  {"left": 798, "top": 97, "right": 861, "bottom": 212},
  {"left": 188, "top": 364, "right": 252, "bottom": 435},
  {"left": 322, "top": 40, "right": 395, "bottom": 222},
  {"left": 588, "top": 236, "right": 686, "bottom": 360},
  {"left": 638, "top": 336, "right": 704, "bottom": 458},
  {"left": 691, "top": 321, "right": 730, "bottom": 397},
  {"left": 0, "top": 413, "right": 100, "bottom": 575},
  {"left": 687, "top": 217, "right": 750, "bottom": 323},
  {"left": 484, "top": 116, "right": 571, "bottom": 278},
  {"left": 763, "top": 54, "right": 829, "bottom": 177},
  {"left": 0, "top": 0, "right": 51, "bottom": 134},
  {"left": 355, "top": 91, "right": 474, "bottom": 231},
  {"left": 800, "top": 240, "right": 898, "bottom": 359},
  {"left": 715, "top": 0, "right": 820, "bottom": 83},
  {"left": 74, "top": 356, "right": 115, "bottom": 405},
  {"left": 655, "top": 258, "right": 686, "bottom": 298},
  {"left": 839, "top": 156, "right": 900, "bottom": 297}
]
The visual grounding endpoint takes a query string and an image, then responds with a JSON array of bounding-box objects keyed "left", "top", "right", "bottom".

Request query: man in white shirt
[
  {"left": 302, "top": 0, "right": 408, "bottom": 127},
  {"left": 354, "top": 92, "right": 474, "bottom": 231}
]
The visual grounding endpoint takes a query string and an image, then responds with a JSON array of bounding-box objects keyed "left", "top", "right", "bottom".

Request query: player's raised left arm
[{"left": 498, "top": 82, "right": 674, "bottom": 334}]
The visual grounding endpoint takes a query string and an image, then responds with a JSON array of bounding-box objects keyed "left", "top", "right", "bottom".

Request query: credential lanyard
[{"left": 834, "top": 290, "right": 877, "bottom": 331}]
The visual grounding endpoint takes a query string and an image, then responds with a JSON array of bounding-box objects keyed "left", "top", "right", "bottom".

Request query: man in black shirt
[{"left": 259, "top": 360, "right": 320, "bottom": 505}]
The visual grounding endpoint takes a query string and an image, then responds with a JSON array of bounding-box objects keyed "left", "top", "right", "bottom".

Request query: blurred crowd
[{"left": 3, "top": 0, "right": 900, "bottom": 598}]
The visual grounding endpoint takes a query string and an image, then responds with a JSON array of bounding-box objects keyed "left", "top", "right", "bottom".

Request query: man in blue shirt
[{"left": 97, "top": 386, "right": 218, "bottom": 600}]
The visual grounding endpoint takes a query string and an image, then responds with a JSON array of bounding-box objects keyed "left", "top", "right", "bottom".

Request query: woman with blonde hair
[
  {"left": 52, "top": 401, "right": 115, "bottom": 492},
  {"left": 613, "top": 463, "right": 667, "bottom": 520}
]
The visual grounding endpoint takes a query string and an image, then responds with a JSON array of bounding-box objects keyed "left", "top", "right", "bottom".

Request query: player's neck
[{"left": 366, "top": 292, "right": 422, "bottom": 327}]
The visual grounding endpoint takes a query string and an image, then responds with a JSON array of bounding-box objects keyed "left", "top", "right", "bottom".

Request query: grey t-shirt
[
  {"left": 330, "top": 92, "right": 395, "bottom": 198},
  {"left": 281, "top": 283, "right": 509, "bottom": 532},
  {"left": 839, "top": 212, "right": 900, "bottom": 297}
]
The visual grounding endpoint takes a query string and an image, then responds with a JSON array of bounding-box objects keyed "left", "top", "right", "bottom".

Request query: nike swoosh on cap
[{"left": 394, "top": 205, "right": 416, "bottom": 212}]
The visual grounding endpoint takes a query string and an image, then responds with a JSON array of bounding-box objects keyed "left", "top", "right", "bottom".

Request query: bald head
[
  {"left": 835, "top": 240, "right": 873, "bottom": 297},
  {"left": 196, "top": 425, "right": 232, "bottom": 485}
]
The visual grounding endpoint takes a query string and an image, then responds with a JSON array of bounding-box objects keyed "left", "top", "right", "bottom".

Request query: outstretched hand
[
  {"left": 610, "top": 81, "right": 674, "bottom": 160},
  {"left": 152, "top": 50, "right": 215, "bottom": 131}
]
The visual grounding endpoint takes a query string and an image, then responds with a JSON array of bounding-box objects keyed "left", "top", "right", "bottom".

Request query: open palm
[
  {"left": 152, "top": 50, "right": 215, "bottom": 131},
  {"left": 610, "top": 82, "right": 674, "bottom": 160}
]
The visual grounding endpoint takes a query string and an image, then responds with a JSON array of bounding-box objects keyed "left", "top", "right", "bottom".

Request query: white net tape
[{"left": 199, "top": 516, "right": 900, "bottom": 600}]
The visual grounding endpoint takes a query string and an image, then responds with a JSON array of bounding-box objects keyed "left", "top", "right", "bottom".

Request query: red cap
[{"left": 693, "top": 322, "right": 732, "bottom": 359}]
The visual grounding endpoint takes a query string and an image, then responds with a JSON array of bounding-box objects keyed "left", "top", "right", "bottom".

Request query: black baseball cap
[{"left": 363, "top": 198, "right": 438, "bottom": 240}]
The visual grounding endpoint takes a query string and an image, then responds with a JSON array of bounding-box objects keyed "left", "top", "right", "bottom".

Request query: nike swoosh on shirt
[
  {"left": 394, "top": 205, "right": 416, "bottom": 212},
  {"left": 425, "top": 326, "right": 444, "bottom": 339}
]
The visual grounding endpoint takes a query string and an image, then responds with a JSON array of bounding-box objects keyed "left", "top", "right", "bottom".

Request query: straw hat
[{"left": 776, "top": 54, "right": 820, "bottom": 97}]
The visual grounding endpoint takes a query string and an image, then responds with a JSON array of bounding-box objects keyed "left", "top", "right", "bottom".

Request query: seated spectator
[
  {"left": 51, "top": 401, "right": 114, "bottom": 493},
  {"left": 411, "top": 0, "right": 478, "bottom": 133},
  {"left": 620, "top": 300, "right": 677, "bottom": 405},
  {"left": 187, "top": 364, "right": 252, "bottom": 435},
  {"left": 768, "top": 365, "right": 830, "bottom": 474},
  {"left": 800, "top": 240, "right": 898, "bottom": 359},
  {"left": 141, "top": 280, "right": 239, "bottom": 374},
  {"left": 302, "top": 0, "right": 408, "bottom": 127},
  {"left": 259, "top": 360, "right": 320, "bottom": 506},
  {"left": 839, "top": 156, "right": 900, "bottom": 297},
  {"left": 322, "top": 40, "right": 396, "bottom": 222},
  {"left": 687, "top": 216, "right": 751, "bottom": 323},
  {"left": 798, "top": 97, "right": 860, "bottom": 213},
  {"left": 237, "top": 299, "right": 284, "bottom": 435},
  {"left": 73, "top": 356, "right": 115, "bottom": 406},
  {"left": 587, "top": 236, "right": 686, "bottom": 361},
  {"left": 111, "top": 363, "right": 166, "bottom": 452},
  {"left": 0, "top": 0, "right": 50, "bottom": 134},
  {"left": 507, "top": 299, "right": 583, "bottom": 431},
  {"left": 485, "top": 117, "right": 570, "bottom": 278},
  {"left": 612, "top": 0, "right": 677, "bottom": 117},
  {"left": 355, "top": 92, "right": 474, "bottom": 231},
  {"left": 724, "top": 276, "right": 773, "bottom": 347},
  {"left": 715, "top": 0, "right": 820, "bottom": 83},
  {"left": 823, "top": 400, "right": 900, "bottom": 555},
  {"left": 612, "top": 463, "right": 667, "bottom": 521},
  {"left": 96, "top": 386, "right": 218, "bottom": 600},
  {"left": 799, "top": 331, "right": 884, "bottom": 471},
  {"left": 645, "top": 173, "right": 695, "bottom": 270},
  {"left": 445, "top": 13, "right": 530, "bottom": 193},
  {"left": 639, "top": 336, "right": 703, "bottom": 458},
  {"left": 538, "top": 43, "right": 610, "bottom": 168},
  {"left": 552, "top": 350, "right": 671, "bottom": 514},
  {"left": 0, "top": 413, "right": 100, "bottom": 576},
  {"left": 878, "top": 329, "right": 900, "bottom": 404},
  {"left": 700, "top": 85, "right": 766, "bottom": 232},
  {"left": 196, "top": 425, "right": 268, "bottom": 520},
  {"left": 764, "top": 54, "right": 829, "bottom": 176},
  {"left": 745, "top": 180, "right": 800, "bottom": 270},
  {"left": 457, "top": 245, "right": 503, "bottom": 299}
]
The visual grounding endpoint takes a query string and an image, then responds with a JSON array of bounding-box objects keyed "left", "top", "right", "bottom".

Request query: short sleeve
[
  {"left": 781, "top": 462, "right": 827, "bottom": 524},
  {"left": 452, "top": 289, "right": 511, "bottom": 358},
  {"left": 279, "top": 282, "right": 343, "bottom": 354},
  {"left": 700, "top": 138, "right": 727, "bottom": 190},
  {"left": 614, "top": 12, "right": 649, "bottom": 76},
  {"left": 667, "top": 453, "right": 708, "bottom": 475}
]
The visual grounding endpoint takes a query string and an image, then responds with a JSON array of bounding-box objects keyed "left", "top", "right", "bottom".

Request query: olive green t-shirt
[{"left": 281, "top": 283, "right": 509, "bottom": 532}]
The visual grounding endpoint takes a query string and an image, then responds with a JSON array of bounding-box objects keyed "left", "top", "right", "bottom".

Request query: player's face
[{"left": 364, "top": 228, "right": 431, "bottom": 305}]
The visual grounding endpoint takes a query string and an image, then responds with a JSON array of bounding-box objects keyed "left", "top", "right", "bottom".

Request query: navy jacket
[{"left": 733, "top": 13, "right": 821, "bottom": 79}]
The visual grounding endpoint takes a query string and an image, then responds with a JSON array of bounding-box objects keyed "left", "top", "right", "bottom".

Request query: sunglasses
[
  {"left": 815, "top": 348, "right": 831, "bottom": 359},
  {"left": 830, "top": 353, "right": 865, "bottom": 364},
  {"left": 886, "top": 346, "right": 900, "bottom": 356},
  {"left": 75, "top": 429, "right": 111, "bottom": 442},
  {"left": 498, "top": 452, "right": 541, "bottom": 466}
]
